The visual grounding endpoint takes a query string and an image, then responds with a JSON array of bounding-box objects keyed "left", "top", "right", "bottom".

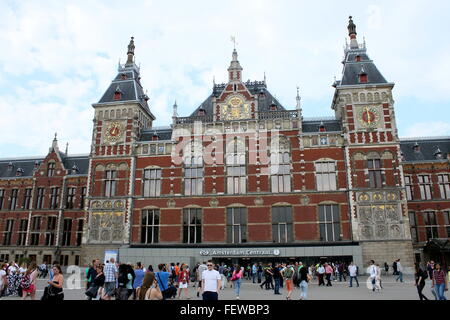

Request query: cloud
[{"left": 403, "top": 122, "right": 450, "bottom": 138}]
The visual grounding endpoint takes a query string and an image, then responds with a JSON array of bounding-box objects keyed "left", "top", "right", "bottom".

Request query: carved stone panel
[
  {"left": 361, "top": 226, "right": 374, "bottom": 240},
  {"left": 89, "top": 212, "right": 125, "bottom": 243}
]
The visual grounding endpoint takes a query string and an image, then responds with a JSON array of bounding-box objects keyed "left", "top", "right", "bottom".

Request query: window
[
  {"left": 141, "top": 209, "right": 160, "bottom": 244},
  {"left": 271, "top": 153, "right": 291, "bottom": 193},
  {"left": 143, "top": 169, "right": 162, "bottom": 197},
  {"left": 423, "top": 211, "right": 439, "bottom": 240},
  {"left": 316, "top": 162, "right": 337, "bottom": 191},
  {"left": 272, "top": 206, "right": 293, "bottom": 243},
  {"left": 48, "top": 162, "right": 56, "bottom": 177},
  {"left": 226, "top": 139, "right": 246, "bottom": 194},
  {"left": 319, "top": 205, "right": 341, "bottom": 242},
  {"left": 45, "top": 217, "right": 57, "bottom": 246},
  {"left": 76, "top": 220, "right": 84, "bottom": 246},
  {"left": 105, "top": 170, "right": 117, "bottom": 197},
  {"left": 405, "top": 176, "right": 414, "bottom": 201},
  {"left": 17, "top": 219, "right": 28, "bottom": 246},
  {"left": 62, "top": 219, "right": 72, "bottom": 246},
  {"left": 36, "top": 188, "right": 45, "bottom": 210},
  {"left": 227, "top": 208, "right": 247, "bottom": 244},
  {"left": 368, "top": 159, "right": 383, "bottom": 188},
  {"left": 438, "top": 174, "right": 450, "bottom": 199},
  {"left": 80, "top": 187, "right": 87, "bottom": 209},
  {"left": 183, "top": 208, "right": 202, "bottom": 244},
  {"left": 0, "top": 189, "right": 4, "bottom": 210},
  {"left": 409, "top": 211, "right": 418, "bottom": 242},
  {"left": 2, "top": 220, "right": 14, "bottom": 246},
  {"left": 49, "top": 187, "right": 60, "bottom": 209},
  {"left": 9, "top": 189, "right": 19, "bottom": 210},
  {"left": 184, "top": 157, "right": 203, "bottom": 196},
  {"left": 418, "top": 175, "right": 432, "bottom": 200},
  {"left": 23, "top": 189, "right": 32, "bottom": 210},
  {"left": 66, "top": 187, "right": 76, "bottom": 209},
  {"left": 444, "top": 211, "right": 450, "bottom": 238},
  {"left": 30, "top": 217, "right": 41, "bottom": 245},
  {"left": 60, "top": 255, "right": 69, "bottom": 266}
]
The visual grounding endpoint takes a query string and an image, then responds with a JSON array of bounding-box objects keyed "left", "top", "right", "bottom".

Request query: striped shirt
[
  {"left": 104, "top": 263, "right": 118, "bottom": 283},
  {"left": 433, "top": 270, "right": 446, "bottom": 285}
]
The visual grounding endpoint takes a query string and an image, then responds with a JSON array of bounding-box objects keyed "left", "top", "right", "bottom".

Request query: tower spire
[
  {"left": 50, "top": 133, "right": 59, "bottom": 153},
  {"left": 348, "top": 16, "right": 359, "bottom": 49},
  {"left": 126, "top": 36, "right": 135, "bottom": 66},
  {"left": 228, "top": 45, "right": 243, "bottom": 83}
]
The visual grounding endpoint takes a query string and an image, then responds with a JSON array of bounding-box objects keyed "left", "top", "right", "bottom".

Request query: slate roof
[
  {"left": 338, "top": 49, "right": 388, "bottom": 86},
  {"left": 0, "top": 154, "right": 89, "bottom": 178},
  {"left": 141, "top": 128, "right": 173, "bottom": 142},
  {"left": 188, "top": 81, "right": 286, "bottom": 119},
  {"left": 302, "top": 118, "right": 342, "bottom": 133},
  {"left": 400, "top": 137, "right": 450, "bottom": 162}
]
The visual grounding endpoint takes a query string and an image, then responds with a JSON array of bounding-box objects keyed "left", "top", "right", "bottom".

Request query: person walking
[
  {"left": 392, "top": 260, "right": 398, "bottom": 276},
  {"left": 282, "top": 264, "right": 294, "bottom": 300},
  {"left": 197, "top": 262, "right": 208, "bottom": 296},
  {"left": 0, "top": 263, "right": 7, "bottom": 297},
  {"left": 324, "top": 263, "right": 333, "bottom": 287},
  {"left": 415, "top": 263, "right": 429, "bottom": 300},
  {"left": 432, "top": 263, "right": 448, "bottom": 300},
  {"left": 299, "top": 264, "right": 310, "bottom": 300},
  {"left": 252, "top": 263, "right": 258, "bottom": 284},
  {"left": 177, "top": 264, "right": 190, "bottom": 300},
  {"left": 384, "top": 262, "right": 389, "bottom": 276},
  {"left": 201, "top": 261, "right": 221, "bottom": 301},
  {"left": 395, "top": 259, "right": 404, "bottom": 283},
  {"left": 272, "top": 264, "right": 282, "bottom": 295},
  {"left": 47, "top": 265, "right": 64, "bottom": 301},
  {"left": 231, "top": 265, "right": 243, "bottom": 300},
  {"left": 103, "top": 258, "right": 118, "bottom": 300},
  {"left": 368, "top": 260, "right": 377, "bottom": 292},
  {"left": 116, "top": 264, "right": 132, "bottom": 300},
  {"left": 348, "top": 262, "right": 359, "bottom": 287},
  {"left": 21, "top": 262, "right": 38, "bottom": 300},
  {"left": 257, "top": 263, "right": 263, "bottom": 284},
  {"left": 374, "top": 264, "right": 382, "bottom": 292},
  {"left": 317, "top": 264, "right": 325, "bottom": 286},
  {"left": 132, "top": 262, "right": 145, "bottom": 300}
]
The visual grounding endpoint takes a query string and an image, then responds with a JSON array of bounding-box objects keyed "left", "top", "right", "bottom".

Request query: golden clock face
[
  {"left": 105, "top": 122, "right": 123, "bottom": 143},
  {"left": 221, "top": 96, "right": 250, "bottom": 120},
  {"left": 358, "top": 106, "right": 381, "bottom": 127}
]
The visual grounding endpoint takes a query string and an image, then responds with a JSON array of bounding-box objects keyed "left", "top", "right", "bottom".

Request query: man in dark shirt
[{"left": 273, "top": 264, "right": 282, "bottom": 295}]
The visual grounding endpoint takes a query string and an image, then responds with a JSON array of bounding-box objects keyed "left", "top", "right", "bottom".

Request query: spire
[
  {"left": 296, "top": 86, "right": 302, "bottom": 111},
  {"left": 228, "top": 48, "right": 243, "bottom": 82},
  {"left": 347, "top": 16, "right": 359, "bottom": 49},
  {"left": 50, "top": 133, "right": 59, "bottom": 153},
  {"left": 172, "top": 101, "right": 178, "bottom": 125},
  {"left": 65, "top": 142, "right": 69, "bottom": 155},
  {"left": 126, "top": 36, "right": 135, "bottom": 66}
]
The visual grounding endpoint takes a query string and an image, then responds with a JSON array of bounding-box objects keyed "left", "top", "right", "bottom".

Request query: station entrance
[{"left": 212, "top": 256, "right": 354, "bottom": 267}]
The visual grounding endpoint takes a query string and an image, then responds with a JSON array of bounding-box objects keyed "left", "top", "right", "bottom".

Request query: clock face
[
  {"left": 104, "top": 122, "right": 123, "bottom": 143},
  {"left": 221, "top": 96, "right": 250, "bottom": 120},
  {"left": 358, "top": 106, "right": 381, "bottom": 128}
]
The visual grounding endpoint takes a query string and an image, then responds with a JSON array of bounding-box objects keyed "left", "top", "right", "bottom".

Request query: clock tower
[
  {"left": 332, "top": 17, "right": 414, "bottom": 272},
  {"left": 82, "top": 38, "right": 155, "bottom": 263}
]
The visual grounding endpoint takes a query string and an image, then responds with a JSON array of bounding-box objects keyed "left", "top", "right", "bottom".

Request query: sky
[{"left": 0, "top": 0, "right": 449, "bottom": 158}]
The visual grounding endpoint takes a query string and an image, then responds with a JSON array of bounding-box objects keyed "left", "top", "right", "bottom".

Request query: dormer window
[
  {"left": 413, "top": 143, "right": 420, "bottom": 153},
  {"left": 152, "top": 133, "right": 159, "bottom": 141},
  {"left": 7, "top": 162, "right": 13, "bottom": 171},
  {"left": 270, "top": 104, "right": 278, "bottom": 111},
  {"left": 120, "top": 73, "right": 127, "bottom": 80},
  {"left": 114, "top": 86, "right": 123, "bottom": 101},
  {"left": 198, "top": 109, "right": 206, "bottom": 116},
  {"left": 435, "top": 148, "right": 443, "bottom": 159},
  {"left": 72, "top": 164, "right": 79, "bottom": 175},
  {"left": 16, "top": 168, "right": 24, "bottom": 177},
  {"left": 34, "top": 161, "right": 40, "bottom": 170},
  {"left": 356, "top": 55, "right": 362, "bottom": 62},
  {"left": 319, "top": 122, "right": 326, "bottom": 132},
  {"left": 359, "top": 73, "right": 368, "bottom": 83}
]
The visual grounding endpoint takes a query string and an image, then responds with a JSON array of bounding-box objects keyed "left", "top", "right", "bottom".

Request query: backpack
[
  {"left": 284, "top": 267, "right": 294, "bottom": 279},
  {"left": 118, "top": 273, "right": 129, "bottom": 288},
  {"left": 21, "top": 274, "right": 31, "bottom": 290}
]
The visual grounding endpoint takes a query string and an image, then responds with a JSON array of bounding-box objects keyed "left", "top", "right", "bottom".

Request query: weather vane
[{"left": 230, "top": 36, "right": 238, "bottom": 50}]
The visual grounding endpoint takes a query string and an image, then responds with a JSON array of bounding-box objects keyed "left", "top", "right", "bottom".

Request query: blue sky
[{"left": 0, "top": 0, "right": 449, "bottom": 158}]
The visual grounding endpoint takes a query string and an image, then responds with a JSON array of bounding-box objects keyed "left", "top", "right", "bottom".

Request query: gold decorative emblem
[
  {"left": 105, "top": 122, "right": 123, "bottom": 143},
  {"left": 373, "top": 193, "right": 383, "bottom": 201},
  {"left": 115, "top": 201, "right": 124, "bottom": 209},
  {"left": 387, "top": 192, "right": 397, "bottom": 201},
  {"left": 221, "top": 96, "right": 250, "bottom": 120},
  {"left": 92, "top": 201, "right": 102, "bottom": 209},
  {"left": 358, "top": 193, "right": 370, "bottom": 202},
  {"left": 103, "top": 201, "right": 113, "bottom": 209}
]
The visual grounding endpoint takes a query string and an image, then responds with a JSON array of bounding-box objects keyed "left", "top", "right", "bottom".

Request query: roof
[
  {"left": 400, "top": 137, "right": 450, "bottom": 162},
  {"left": 0, "top": 154, "right": 89, "bottom": 179},
  {"left": 302, "top": 119, "right": 342, "bottom": 133},
  {"left": 339, "top": 49, "right": 388, "bottom": 86},
  {"left": 140, "top": 128, "right": 173, "bottom": 142}
]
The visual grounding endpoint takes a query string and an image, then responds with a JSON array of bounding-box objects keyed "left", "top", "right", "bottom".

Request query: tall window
[
  {"left": 105, "top": 170, "right": 117, "bottom": 197},
  {"left": 226, "top": 138, "right": 246, "bottom": 194},
  {"left": 227, "top": 207, "right": 247, "bottom": 244},
  {"left": 45, "top": 217, "right": 57, "bottom": 246},
  {"left": 36, "top": 188, "right": 45, "bottom": 209},
  {"left": 184, "top": 157, "right": 203, "bottom": 196},
  {"left": 9, "top": 189, "right": 19, "bottom": 210},
  {"left": 423, "top": 211, "right": 438, "bottom": 240},
  {"left": 272, "top": 206, "right": 293, "bottom": 243},
  {"left": 80, "top": 187, "right": 87, "bottom": 209},
  {"left": 2, "top": 220, "right": 14, "bottom": 246},
  {"left": 76, "top": 220, "right": 84, "bottom": 246},
  {"left": 405, "top": 176, "right": 414, "bottom": 201},
  {"left": 319, "top": 205, "right": 341, "bottom": 242},
  {"left": 0, "top": 189, "right": 4, "bottom": 210},
  {"left": 444, "top": 211, "right": 450, "bottom": 238},
  {"left": 316, "top": 161, "right": 337, "bottom": 191},
  {"left": 141, "top": 209, "right": 160, "bottom": 244},
  {"left": 49, "top": 187, "right": 60, "bottom": 209},
  {"left": 17, "top": 219, "right": 28, "bottom": 246},
  {"left": 143, "top": 169, "right": 162, "bottom": 197},
  {"left": 62, "top": 219, "right": 72, "bottom": 246},
  {"left": 23, "top": 189, "right": 32, "bottom": 210},
  {"left": 66, "top": 187, "right": 76, "bottom": 209},
  {"left": 183, "top": 208, "right": 202, "bottom": 244},
  {"left": 409, "top": 211, "right": 418, "bottom": 242},
  {"left": 368, "top": 159, "right": 383, "bottom": 188},
  {"left": 438, "top": 174, "right": 450, "bottom": 199},
  {"left": 418, "top": 175, "right": 432, "bottom": 200},
  {"left": 270, "top": 153, "right": 291, "bottom": 193},
  {"left": 48, "top": 162, "right": 56, "bottom": 177},
  {"left": 30, "top": 217, "right": 41, "bottom": 245}
]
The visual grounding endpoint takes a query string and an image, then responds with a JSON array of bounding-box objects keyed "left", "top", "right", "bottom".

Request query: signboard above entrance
[{"left": 200, "top": 249, "right": 281, "bottom": 257}]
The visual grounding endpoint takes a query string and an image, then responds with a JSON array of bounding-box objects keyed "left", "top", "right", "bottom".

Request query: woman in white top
[
  {"left": 0, "top": 263, "right": 7, "bottom": 296},
  {"left": 375, "top": 264, "right": 382, "bottom": 292}
]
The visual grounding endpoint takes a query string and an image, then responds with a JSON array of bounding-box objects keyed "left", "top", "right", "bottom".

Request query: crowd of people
[{"left": 1, "top": 257, "right": 449, "bottom": 301}]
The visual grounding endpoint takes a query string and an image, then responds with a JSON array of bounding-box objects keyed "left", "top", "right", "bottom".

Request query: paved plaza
[{"left": 1, "top": 274, "right": 442, "bottom": 301}]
